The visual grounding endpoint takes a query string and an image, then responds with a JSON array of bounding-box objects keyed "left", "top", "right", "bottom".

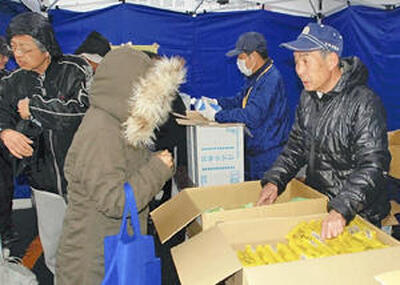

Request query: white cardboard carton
[{"left": 186, "top": 123, "right": 244, "bottom": 187}]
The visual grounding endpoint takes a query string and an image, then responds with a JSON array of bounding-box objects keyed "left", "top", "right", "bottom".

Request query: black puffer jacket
[
  {"left": 0, "top": 55, "right": 92, "bottom": 195},
  {"left": 261, "top": 57, "right": 391, "bottom": 225}
]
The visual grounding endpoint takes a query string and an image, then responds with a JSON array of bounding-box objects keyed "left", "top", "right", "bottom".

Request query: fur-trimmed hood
[{"left": 90, "top": 45, "right": 186, "bottom": 148}]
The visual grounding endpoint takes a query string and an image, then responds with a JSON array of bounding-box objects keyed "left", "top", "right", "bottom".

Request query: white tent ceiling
[{"left": 17, "top": 0, "right": 400, "bottom": 16}]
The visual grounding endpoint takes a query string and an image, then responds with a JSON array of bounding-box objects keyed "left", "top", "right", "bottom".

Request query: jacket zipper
[{"left": 309, "top": 97, "right": 321, "bottom": 175}]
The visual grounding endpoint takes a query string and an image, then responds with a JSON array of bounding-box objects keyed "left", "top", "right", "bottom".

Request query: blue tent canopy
[{"left": 1, "top": 1, "right": 399, "bottom": 130}]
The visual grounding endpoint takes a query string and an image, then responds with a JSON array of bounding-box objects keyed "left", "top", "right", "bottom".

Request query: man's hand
[
  {"left": 256, "top": 183, "right": 278, "bottom": 206},
  {"left": 0, "top": 129, "right": 33, "bottom": 159},
  {"left": 321, "top": 210, "right": 346, "bottom": 240},
  {"left": 156, "top": 150, "right": 174, "bottom": 169},
  {"left": 17, "top": 98, "right": 31, "bottom": 120}
]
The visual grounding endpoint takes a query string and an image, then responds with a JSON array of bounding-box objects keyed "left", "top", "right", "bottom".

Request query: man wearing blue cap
[
  {"left": 199, "top": 32, "right": 291, "bottom": 180},
  {"left": 257, "top": 23, "right": 391, "bottom": 240}
]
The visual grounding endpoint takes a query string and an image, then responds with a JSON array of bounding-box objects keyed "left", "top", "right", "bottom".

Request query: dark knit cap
[
  {"left": 74, "top": 31, "right": 111, "bottom": 57},
  {"left": 6, "top": 12, "right": 62, "bottom": 59}
]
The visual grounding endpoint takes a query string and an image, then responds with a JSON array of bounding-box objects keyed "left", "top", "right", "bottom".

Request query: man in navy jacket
[{"left": 200, "top": 32, "right": 291, "bottom": 180}]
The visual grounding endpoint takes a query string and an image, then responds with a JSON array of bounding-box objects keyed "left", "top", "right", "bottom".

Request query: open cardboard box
[
  {"left": 174, "top": 111, "right": 239, "bottom": 127},
  {"left": 388, "top": 130, "right": 400, "bottom": 179},
  {"left": 150, "top": 179, "right": 327, "bottom": 243},
  {"left": 381, "top": 130, "right": 400, "bottom": 226},
  {"left": 171, "top": 213, "right": 400, "bottom": 285}
]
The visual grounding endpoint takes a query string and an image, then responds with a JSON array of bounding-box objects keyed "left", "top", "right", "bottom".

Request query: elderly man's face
[
  {"left": 0, "top": 54, "right": 8, "bottom": 70},
  {"left": 294, "top": 50, "right": 336, "bottom": 93},
  {"left": 10, "top": 34, "right": 49, "bottom": 74}
]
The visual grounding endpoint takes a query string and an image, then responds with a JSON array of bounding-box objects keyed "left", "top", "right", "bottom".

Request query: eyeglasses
[{"left": 11, "top": 46, "right": 35, "bottom": 56}]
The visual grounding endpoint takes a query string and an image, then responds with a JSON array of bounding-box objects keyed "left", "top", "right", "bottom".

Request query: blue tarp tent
[{"left": 1, "top": 0, "right": 399, "bottom": 130}]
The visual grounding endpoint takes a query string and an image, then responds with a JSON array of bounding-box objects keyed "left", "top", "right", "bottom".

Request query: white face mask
[{"left": 236, "top": 57, "right": 253, "bottom": 76}]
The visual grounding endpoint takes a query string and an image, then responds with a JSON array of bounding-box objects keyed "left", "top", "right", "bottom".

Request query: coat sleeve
[
  {"left": 215, "top": 73, "right": 278, "bottom": 129},
  {"left": 68, "top": 127, "right": 173, "bottom": 219},
  {"left": 261, "top": 94, "right": 308, "bottom": 192},
  {"left": 327, "top": 92, "right": 391, "bottom": 222},
  {"left": 0, "top": 79, "right": 19, "bottom": 132},
  {"left": 29, "top": 64, "right": 92, "bottom": 131},
  {"left": 217, "top": 90, "right": 244, "bottom": 110}
]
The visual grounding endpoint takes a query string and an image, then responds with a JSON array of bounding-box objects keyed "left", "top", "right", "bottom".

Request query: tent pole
[{"left": 315, "top": 0, "right": 324, "bottom": 23}]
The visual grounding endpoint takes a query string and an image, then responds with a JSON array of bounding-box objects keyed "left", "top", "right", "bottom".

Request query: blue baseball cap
[
  {"left": 280, "top": 23, "right": 343, "bottom": 56},
  {"left": 226, "top": 32, "right": 267, "bottom": 57}
]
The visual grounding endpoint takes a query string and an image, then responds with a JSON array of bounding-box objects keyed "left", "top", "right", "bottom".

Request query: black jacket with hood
[
  {"left": 0, "top": 55, "right": 92, "bottom": 196},
  {"left": 261, "top": 57, "right": 391, "bottom": 225},
  {"left": 0, "top": 12, "right": 92, "bottom": 195}
]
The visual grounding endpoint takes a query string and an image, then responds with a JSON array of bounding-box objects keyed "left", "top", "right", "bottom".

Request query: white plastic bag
[{"left": 0, "top": 247, "right": 38, "bottom": 285}]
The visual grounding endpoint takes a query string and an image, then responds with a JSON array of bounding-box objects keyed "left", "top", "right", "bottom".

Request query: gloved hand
[
  {"left": 201, "top": 96, "right": 218, "bottom": 106},
  {"left": 198, "top": 101, "right": 217, "bottom": 121}
]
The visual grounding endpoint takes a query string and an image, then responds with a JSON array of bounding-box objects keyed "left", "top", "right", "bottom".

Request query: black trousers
[{"left": 0, "top": 150, "right": 14, "bottom": 234}]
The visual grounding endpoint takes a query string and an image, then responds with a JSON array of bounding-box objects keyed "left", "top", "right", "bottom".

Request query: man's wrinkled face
[
  {"left": 10, "top": 34, "right": 49, "bottom": 73},
  {"left": 294, "top": 50, "right": 333, "bottom": 93}
]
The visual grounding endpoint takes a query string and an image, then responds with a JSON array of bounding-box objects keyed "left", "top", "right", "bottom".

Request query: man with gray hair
[
  {"left": 0, "top": 12, "right": 92, "bottom": 272},
  {"left": 257, "top": 23, "right": 391, "bottom": 240},
  {"left": 0, "top": 12, "right": 92, "bottom": 197}
]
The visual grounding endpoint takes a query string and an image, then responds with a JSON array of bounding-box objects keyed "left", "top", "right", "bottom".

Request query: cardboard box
[
  {"left": 175, "top": 111, "right": 245, "bottom": 187},
  {"left": 388, "top": 130, "right": 400, "bottom": 179},
  {"left": 186, "top": 123, "right": 244, "bottom": 187},
  {"left": 381, "top": 130, "right": 400, "bottom": 226},
  {"left": 171, "top": 214, "right": 400, "bottom": 285},
  {"left": 150, "top": 179, "right": 327, "bottom": 243}
]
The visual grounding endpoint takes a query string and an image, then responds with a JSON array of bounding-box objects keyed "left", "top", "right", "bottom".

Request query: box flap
[
  {"left": 171, "top": 226, "right": 242, "bottom": 285},
  {"left": 388, "top": 130, "right": 400, "bottom": 179},
  {"left": 375, "top": 270, "right": 400, "bottom": 285},
  {"left": 388, "top": 130, "right": 400, "bottom": 145},
  {"left": 389, "top": 145, "right": 400, "bottom": 179},
  {"left": 201, "top": 198, "right": 327, "bottom": 231},
  {"left": 243, "top": 247, "right": 400, "bottom": 285},
  {"left": 151, "top": 181, "right": 261, "bottom": 243},
  {"left": 276, "top": 179, "right": 327, "bottom": 202},
  {"left": 382, "top": 201, "right": 400, "bottom": 226},
  {"left": 150, "top": 190, "right": 202, "bottom": 243},
  {"left": 176, "top": 111, "right": 244, "bottom": 127}
]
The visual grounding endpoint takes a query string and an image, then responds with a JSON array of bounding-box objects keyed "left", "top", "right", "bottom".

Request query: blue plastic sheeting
[
  {"left": 48, "top": 4, "right": 310, "bottom": 127},
  {"left": 0, "top": 2, "right": 399, "bottom": 130},
  {"left": 326, "top": 6, "right": 400, "bottom": 131},
  {"left": 0, "top": 1, "right": 28, "bottom": 32}
]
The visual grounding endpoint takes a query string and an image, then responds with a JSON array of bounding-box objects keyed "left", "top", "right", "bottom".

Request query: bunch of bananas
[{"left": 237, "top": 216, "right": 387, "bottom": 267}]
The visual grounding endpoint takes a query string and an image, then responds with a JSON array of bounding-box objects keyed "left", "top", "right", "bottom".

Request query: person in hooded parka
[{"left": 55, "top": 46, "right": 186, "bottom": 285}]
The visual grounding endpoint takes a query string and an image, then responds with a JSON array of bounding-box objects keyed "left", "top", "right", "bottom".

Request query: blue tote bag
[{"left": 101, "top": 182, "right": 161, "bottom": 285}]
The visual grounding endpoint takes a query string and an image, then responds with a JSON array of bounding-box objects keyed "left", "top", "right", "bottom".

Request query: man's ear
[{"left": 328, "top": 52, "right": 340, "bottom": 71}]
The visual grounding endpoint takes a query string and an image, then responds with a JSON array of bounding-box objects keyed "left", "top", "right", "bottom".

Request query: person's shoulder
[
  {"left": 1, "top": 68, "right": 29, "bottom": 82},
  {"left": 260, "top": 63, "right": 282, "bottom": 82},
  {"left": 346, "top": 84, "right": 377, "bottom": 103},
  {"left": 57, "top": 54, "right": 92, "bottom": 75},
  {"left": 58, "top": 54, "right": 90, "bottom": 68}
]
